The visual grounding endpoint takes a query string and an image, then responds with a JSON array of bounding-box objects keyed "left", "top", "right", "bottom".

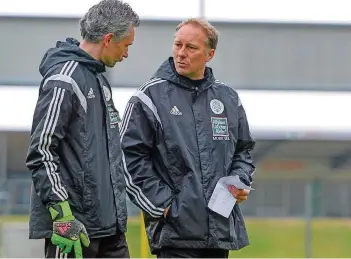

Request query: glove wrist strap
[{"left": 49, "top": 201, "right": 72, "bottom": 220}]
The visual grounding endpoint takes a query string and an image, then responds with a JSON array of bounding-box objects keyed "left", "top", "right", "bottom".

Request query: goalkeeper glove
[{"left": 49, "top": 201, "right": 90, "bottom": 258}]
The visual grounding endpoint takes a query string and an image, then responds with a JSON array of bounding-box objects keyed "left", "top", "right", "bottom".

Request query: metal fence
[{"left": 1, "top": 178, "right": 350, "bottom": 218}]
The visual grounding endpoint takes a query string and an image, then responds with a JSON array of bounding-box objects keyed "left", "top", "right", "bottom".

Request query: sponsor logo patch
[
  {"left": 108, "top": 104, "right": 121, "bottom": 130},
  {"left": 211, "top": 117, "right": 230, "bottom": 141}
]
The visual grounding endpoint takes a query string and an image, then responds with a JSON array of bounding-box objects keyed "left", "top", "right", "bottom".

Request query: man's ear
[
  {"left": 205, "top": 49, "right": 215, "bottom": 62},
  {"left": 103, "top": 33, "right": 115, "bottom": 47}
]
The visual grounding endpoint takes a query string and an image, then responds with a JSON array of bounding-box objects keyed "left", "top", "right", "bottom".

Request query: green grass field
[
  {"left": 1, "top": 216, "right": 350, "bottom": 258},
  {"left": 126, "top": 218, "right": 351, "bottom": 258}
]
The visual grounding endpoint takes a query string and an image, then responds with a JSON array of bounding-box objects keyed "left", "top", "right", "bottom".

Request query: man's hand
[
  {"left": 163, "top": 206, "right": 170, "bottom": 218},
  {"left": 49, "top": 201, "right": 90, "bottom": 258},
  {"left": 227, "top": 186, "right": 250, "bottom": 204}
]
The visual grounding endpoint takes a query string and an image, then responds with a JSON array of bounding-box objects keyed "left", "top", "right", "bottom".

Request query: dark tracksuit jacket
[
  {"left": 121, "top": 57, "right": 256, "bottom": 253},
  {"left": 26, "top": 38, "right": 127, "bottom": 239}
]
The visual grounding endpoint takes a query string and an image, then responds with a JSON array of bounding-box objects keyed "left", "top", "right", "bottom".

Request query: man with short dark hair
[
  {"left": 26, "top": 0, "right": 140, "bottom": 258},
  {"left": 120, "top": 18, "right": 256, "bottom": 258}
]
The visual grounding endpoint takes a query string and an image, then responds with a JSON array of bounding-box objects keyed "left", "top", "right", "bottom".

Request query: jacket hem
[
  {"left": 29, "top": 230, "right": 52, "bottom": 239},
  {"left": 150, "top": 239, "right": 249, "bottom": 254}
]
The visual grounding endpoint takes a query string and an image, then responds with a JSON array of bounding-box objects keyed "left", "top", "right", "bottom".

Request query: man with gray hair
[
  {"left": 121, "top": 18, "right": 256, "bottom": 258},
  {"left": 25, "top": 0, "right": 139, "bottom": 258}
]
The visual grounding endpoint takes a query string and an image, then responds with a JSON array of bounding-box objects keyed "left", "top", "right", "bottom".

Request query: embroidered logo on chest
[
  {"left": 102, "top": 85, "right": 111, "bottom": 101},
  {"left": 210, "top": 99, "right": 224, "bottom": 114}
]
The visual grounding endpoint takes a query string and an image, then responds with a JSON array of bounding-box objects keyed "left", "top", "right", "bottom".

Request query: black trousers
[
  {"left": 157, "top": 247, "right": 229, "bottom": 258},
  {"left": 44, "top": 233, "right": 130, "bottom": 258}
]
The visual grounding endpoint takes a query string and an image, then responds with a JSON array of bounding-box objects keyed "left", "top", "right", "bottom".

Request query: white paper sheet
[{"left": 208, "top": 175, "right": 254, "bottom": 218}]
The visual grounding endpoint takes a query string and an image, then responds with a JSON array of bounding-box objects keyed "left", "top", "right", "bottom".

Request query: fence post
[
  {"left": 140, "top": 211, "right": 148, "bottom": 258},
  {"left": 305, "top": 181, "right": 313, "bottom": 258},
  {"left": 0, "top": 220, "right": 3, "bottom": 257}
]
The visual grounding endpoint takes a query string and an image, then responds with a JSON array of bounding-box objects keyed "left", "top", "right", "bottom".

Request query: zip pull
[{"left": 192, "top": 87, "right": 199, "bottom": 103}]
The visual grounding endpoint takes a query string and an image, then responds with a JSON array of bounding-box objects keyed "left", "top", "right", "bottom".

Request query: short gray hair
[
  {"left": 80, "top": 0, "right": 140, "bottom": 43},
  {"left": 176, "top": 18, "right": 219, "bottom": 50}
]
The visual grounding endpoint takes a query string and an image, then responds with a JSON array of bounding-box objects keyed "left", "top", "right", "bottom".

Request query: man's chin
[
  {"left": 108, "top": 59, "right": 124, "bottom": 68},
  {"left": 177, "top": 68, "right": 196, "bottom": 79},
  {"left": 106, "top": 62, "right": 118, "bottom": 68},
  {"left": 175, "top": 67, "right": 188, "bottom": 76}
]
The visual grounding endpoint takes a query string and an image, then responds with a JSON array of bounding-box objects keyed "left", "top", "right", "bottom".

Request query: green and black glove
[{"left": 49, "top": 201, "right": 90, "bottom": 258}]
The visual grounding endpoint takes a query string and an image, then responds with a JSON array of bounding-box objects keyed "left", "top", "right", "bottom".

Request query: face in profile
[
  {"left": 172, "top": 23, "right": 215, "bottom": 80},
  {"left": 101, "top": 27, "right": 135, "bottom": 68}
]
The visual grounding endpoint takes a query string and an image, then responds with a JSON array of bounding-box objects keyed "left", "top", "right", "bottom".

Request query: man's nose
[{"left": 178, "top": 47, "right": 187, "bottom": 58}]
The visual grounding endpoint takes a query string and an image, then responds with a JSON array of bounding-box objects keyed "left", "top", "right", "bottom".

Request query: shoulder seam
[
  {"left": 43, "top": 61, "right": 87, "bottom": 113},
  {"left": 214, "top": 79, "right": 232, "bottom": 89},
  {"left": 138, "top": 77, "right": 166, "bottom": 93},
  {"left": 214, "top": 80, "right": 241, "bottom": 106},
  {"left": 214, "top": 79, "right": 238, "bottom": 93}
]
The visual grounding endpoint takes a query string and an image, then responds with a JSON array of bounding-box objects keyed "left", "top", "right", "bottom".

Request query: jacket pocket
[
  {"left": 162, "top": 173, "right": 208, "bottom": 241},
  {"left": 164, "top": 197, "right": 175, "bottom": 222},
  {"left": 62, "top": 170, "right": 85, "bottom": 213},
  {"left": 229, "top": 211, "right": 236, "bottom": 242},
  {"left": 213, "top": 210, "right": 234, "bottom": 242},
  {"left": 75, "top": 170, "right": 94, "bottom": 212}
]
